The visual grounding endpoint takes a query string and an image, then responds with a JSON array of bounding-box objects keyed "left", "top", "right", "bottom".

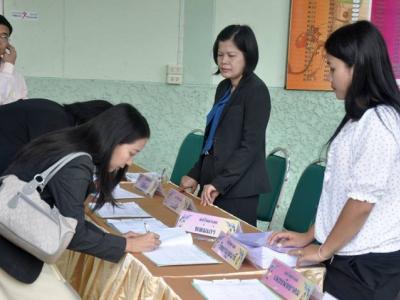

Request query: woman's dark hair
[
  {"left": 213, "top": 24, "right": 259, "bottom": 75},
  {"left": 9, "top": 103, "right": 150, "bottom": 209},
  {"left": 326, "top": 21, "right": 400, "bottom": 143},
  {"left": 0, "top": 15, "right": 12, "bottom": 35},
  {"left": 64, "top": 100, "right": 113, "bottom": 125}
]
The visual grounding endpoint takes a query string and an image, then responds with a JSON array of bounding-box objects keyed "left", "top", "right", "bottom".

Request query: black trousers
[
  {"left": 199, "top": 154, "right": 259, "bottom": 226},
  {"left": 323, "top": 250, "right": 400, "bottom": 300},
  {"left": 213, "top": 195, "right": 259, "bottom": 226}
]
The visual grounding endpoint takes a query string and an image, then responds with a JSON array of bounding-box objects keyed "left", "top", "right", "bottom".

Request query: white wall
[
  {"left": 214, "top": 0, "right": 291, "bottom": 87},
  {"left": 6, "top": 0, "right": 291, "bottom": 87},
  {"left": 6, "top": 0, "right": 181, "bottom": 82}
]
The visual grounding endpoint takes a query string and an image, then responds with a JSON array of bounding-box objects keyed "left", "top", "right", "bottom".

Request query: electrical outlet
[{"left": 166, "top": 74, "right": 183, "bottom": 85}]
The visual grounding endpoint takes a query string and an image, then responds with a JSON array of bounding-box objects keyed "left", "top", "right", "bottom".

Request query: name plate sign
[
  {"left": 212, "top": 233, "right": 248, "bottom": 270},
  {"left": 176, "top": 210, "right": 241, "bottom": 238},
  {"left": 135, "top": 174, "right": 165, "bottom": 197},
  {"left": 261, "top": 259, "right": 315, "bottom": 300},
  {"left": 163, "top": 189, "right": 197, "bottom": 214}
]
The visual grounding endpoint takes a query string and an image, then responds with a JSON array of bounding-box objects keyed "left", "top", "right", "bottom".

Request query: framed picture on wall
[{"left": 285, "top": 0, "right": 371, "bottom": 91}]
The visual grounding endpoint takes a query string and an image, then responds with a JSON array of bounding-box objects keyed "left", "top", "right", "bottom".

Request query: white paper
[
  {"left": 192, "top": 279, "right": 280, "bottom": 300},
  {"left": 107, "top": 221, "right": 193, "bottom": 248},
  {"left": 91, "top": 202, "right": 151, "bottom": 218},
  {"left": 246, "top": 245, "right": 298, "bottom": 268},
  {"left": 155, "top": 228, "right": 193, "bottom": 247},
  {"left": 107, "top": 218, "right": 168, "bottom": 234},
  {"left": 112, "top": 184, "right": 143, "bottom": 199},
  {"left": 144, "top": 244, "right": 219, "bottom": 266}
]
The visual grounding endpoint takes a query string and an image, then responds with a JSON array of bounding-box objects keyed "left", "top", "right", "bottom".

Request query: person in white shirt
[
  {"left": 0, "top": 14, "right": 27, "bottom": 105},
  {"left": 269, "top": 21, "right": 400, "bottom": 300}
]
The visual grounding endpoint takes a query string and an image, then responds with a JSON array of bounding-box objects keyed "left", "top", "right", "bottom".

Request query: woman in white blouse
[{"left": 269, "top": 21, "right": 400, "bottom": 299}]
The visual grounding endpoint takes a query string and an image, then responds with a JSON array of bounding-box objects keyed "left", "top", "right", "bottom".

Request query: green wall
[
  {"left": 6, "top": 0, "right": 290, "bottom": 87},
  {"left": 26, "top": 77, "right": 344, "bottom": 229},
  {"left": 214, "top": 0, "right": 291, "bottom": 87},
  {"left": 7, "top": 1, "right": 345, "bottom": 229},
  {"left": 6, "top": 0, "right": 182, "bottom": 82}
]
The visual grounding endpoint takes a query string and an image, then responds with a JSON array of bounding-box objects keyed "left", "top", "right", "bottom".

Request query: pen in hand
[{"left": 144, "top": 222, "right": 149, "bottom": 233}]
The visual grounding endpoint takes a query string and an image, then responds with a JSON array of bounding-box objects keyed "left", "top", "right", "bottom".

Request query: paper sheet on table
[
  {"left": 112, "top": 184, "right": 143, "bottom": 199},
  {"left": 192, "top": 279, "right": 280, "bottom": 300},
  {"left": 143, "top": 228, "right": 220, "bottom": 266},
  {"left": 107, "top": 218, "right": 168, "bottom": 234},
  {"left": 90, "top": 202, "right": 151, "bottom": 218},
  {"left": 155, "top": 228, "right": 193, "bottom": 247},
  {"left": 144, "top": 244, "right": 220, "bottom": 266}
]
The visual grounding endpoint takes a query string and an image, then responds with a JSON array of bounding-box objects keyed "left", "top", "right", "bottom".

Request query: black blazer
[
  {"left": 188, "top": 72, "right": 271, "bottom": 198},
  {"left": 0, "top": 99, "right": 75, "bottom": 175}
]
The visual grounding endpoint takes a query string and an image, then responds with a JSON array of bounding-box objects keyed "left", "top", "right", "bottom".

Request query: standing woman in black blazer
[{"left": 180, "top": 25, "right": 271, "bottom": 226}]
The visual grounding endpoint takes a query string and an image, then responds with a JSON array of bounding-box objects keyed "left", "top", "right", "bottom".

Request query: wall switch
[
  {"left": 167, "top": 64, "right": 183, "bottom": 75},
  {"left": 166, "top": 64, "right": 183, "bottom": 84}
]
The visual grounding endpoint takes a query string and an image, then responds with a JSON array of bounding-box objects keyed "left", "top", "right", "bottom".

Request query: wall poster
[{"left": 286, "top": 0, "right": 371, "bottom": 90}]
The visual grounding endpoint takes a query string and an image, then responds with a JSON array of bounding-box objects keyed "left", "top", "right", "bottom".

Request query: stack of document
[
  {"left": 112, "top": 184, "right": 142, "bottom": 199},
  {"left": 89, "top": 202, "right": 151, "bottom": 218},
  {"left": 233, "top": 232, "right": 298, "bottom": 268},
  {"left": 143, "top": 228, "right": 220, "bottom": 267},
  {"left": 125, "top": 172, "right": 159, "bottom": 183},
  {"left": 107, "top": 218, "right": 168, "bottom": 234},
  {"left": 192, "top": 279, "right": 280, "bottom": 300}
]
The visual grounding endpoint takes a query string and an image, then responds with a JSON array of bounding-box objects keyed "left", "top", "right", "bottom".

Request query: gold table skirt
[
  {"left": 57, "top": 251, "right": 181, "bottom": 300},
  {"left": 57, "top": 250, "right": 325, "bottom": 300}
]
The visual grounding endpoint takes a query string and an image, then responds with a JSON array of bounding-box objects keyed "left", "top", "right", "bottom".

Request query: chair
[
  {"left": 257, "top": 147, "right": 290, "bottom": 224},
  {"left": 170, "top": 129, "right": 204, "bottom": 185},
  {"left": 283, "top": 159, "right": 326, "bottom": 233}
]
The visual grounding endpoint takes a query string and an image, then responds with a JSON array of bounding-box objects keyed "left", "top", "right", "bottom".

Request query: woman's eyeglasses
[{"left": 0, "top": 34, "right": 9, "bottom": 42}]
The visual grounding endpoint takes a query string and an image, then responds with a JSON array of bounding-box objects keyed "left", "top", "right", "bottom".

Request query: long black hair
[
  {"left": 326, "top": 21, "right": 400, "bottom": 143},
  {"left": 9, "top": 103, "right": 150, "bottom": 209}
]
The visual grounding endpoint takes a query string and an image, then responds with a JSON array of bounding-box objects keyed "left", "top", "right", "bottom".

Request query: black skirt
[{"left": 323, "top": 250, "right": 400, "bottom": 300}]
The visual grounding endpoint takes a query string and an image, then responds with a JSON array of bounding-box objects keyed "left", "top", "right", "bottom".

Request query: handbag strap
[{"left": 22, "top": 152, "right": 92, "bottom": 195}]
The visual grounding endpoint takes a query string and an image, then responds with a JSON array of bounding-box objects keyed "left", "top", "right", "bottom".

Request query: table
[
  {"left": 56, "top": 166, "right": 325, "bottom": 299},
  {"left": 163, "top": 275, "right": 265, "bottom": 300}
]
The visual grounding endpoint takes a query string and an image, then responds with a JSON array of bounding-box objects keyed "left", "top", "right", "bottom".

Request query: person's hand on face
[{"left": 2, "top": 44, "right": 16, "bottom": 65}]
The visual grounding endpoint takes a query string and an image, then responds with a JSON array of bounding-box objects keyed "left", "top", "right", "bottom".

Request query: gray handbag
[{"left": 0, "top": 152, "right": 91, "bottom": 263}]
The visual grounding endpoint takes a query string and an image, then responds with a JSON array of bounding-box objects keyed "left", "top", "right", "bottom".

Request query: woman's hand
[
  {"left": 125, "top": 232, "right": 161, "bottom": 253},
  {"left": 289, "top": 244, "right": 329, "bottom": 267},
  {"left": 268, "top": 230, "right": 314, "bottom": 248},
  {"left": 179, "top": 176, "right": 198, "bottom": 194},
  {"left": 200, "top": 184, "right": 219, "bottom": 206},
  {"left": 123, "top": 231, "right": 141, "bottom": 238}
]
